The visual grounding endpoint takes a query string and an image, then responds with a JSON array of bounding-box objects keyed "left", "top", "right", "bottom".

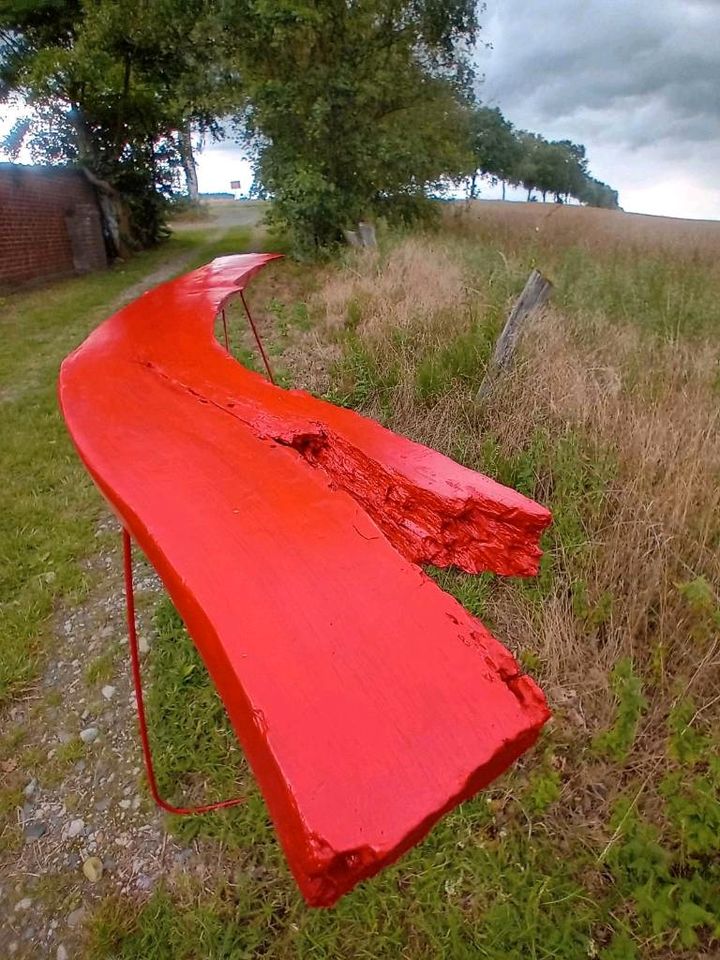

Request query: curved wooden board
[{"left": 58, "top": 254, "right": 552, "bottom": 906}]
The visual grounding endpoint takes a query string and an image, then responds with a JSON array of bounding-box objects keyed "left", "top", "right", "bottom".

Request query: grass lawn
[{"left": 3, "top": 204, "right": 720, "bottom": 959}]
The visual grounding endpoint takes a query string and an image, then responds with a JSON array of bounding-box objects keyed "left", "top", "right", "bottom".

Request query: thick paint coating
[{"left": 58, "top": 255, "right": 552, "bottom": 906}]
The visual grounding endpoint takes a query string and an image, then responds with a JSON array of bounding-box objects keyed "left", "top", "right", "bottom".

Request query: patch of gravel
[{"left": 0, "top": 512, "right": 202, "bottom": 958}]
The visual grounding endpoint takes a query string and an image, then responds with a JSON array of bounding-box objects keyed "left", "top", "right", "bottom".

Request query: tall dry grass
[
  {"left": 309, "top": 213, "right": 720, "bottom": 775},
  {"left": 488, "top": 315, "right": 720, "bottom": 719},
  {"left": 447, "top": 199, "right": 720, "bottom": 265}
]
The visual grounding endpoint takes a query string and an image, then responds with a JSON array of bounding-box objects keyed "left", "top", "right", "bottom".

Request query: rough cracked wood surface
[{"left": 58, "top": 254, "right": 552, "bottom": 906}]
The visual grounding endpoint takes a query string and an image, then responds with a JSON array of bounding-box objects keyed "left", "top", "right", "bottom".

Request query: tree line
[
  {"left": 0, "top": 0, "right": 619, "bottom": 256},
  {"left": 467, "top": 107, "right": 618, "bottom": 210}
]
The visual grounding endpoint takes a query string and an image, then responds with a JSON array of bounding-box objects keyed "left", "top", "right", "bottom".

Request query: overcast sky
[
  {"left": 198, "top": 0, "right": 720, "bottom": 220},
  {"left": 474, "top": 0, "right": 720, "bottom": 218}
]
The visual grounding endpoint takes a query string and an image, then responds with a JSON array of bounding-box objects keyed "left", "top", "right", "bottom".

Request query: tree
[
  {"left": 515, "top": 132, "right": 543, "bottom": 201},
  {"left": 225, "top": 0, "right": 481, "bottom": 254},
  {"left": 0, "top": 0, "right": 232, "bottom": 248},
  {"left": 578, "top": 177, "right": 620, "bottom": 210},
  {"left": 510, "top": 131, "right": 616, "bottom": 208},
  {"left": 548, "top": 139, "right": 588, "bottom": 202},
  {"left": 466, "top": 105, "right": 522, "bottom": 200}
]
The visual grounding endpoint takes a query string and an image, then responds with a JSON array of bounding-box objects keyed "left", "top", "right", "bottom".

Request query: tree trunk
[
  {"left": 469, "top": 172, "right": 478, "bottom": 199},
  {"left": 178, "top": 123, "right": 199, "bottom": 201},
  {"left": 502, "top": 180, "right": 506, "bottom": 201},
  {"left": 81, "top": 168, "right": 125, "bottom": 260},
  {"left": 69, "top": 101, "right": 99, "bottom": 169},
  {"left": 477, "top": 269, "right": 553, "bottom": 399},
  {"left": 113, "top": 54, "right": 132, "bottom": 153},
  {"left": 527, "top": 187, "right": 532, "bottom": 201},
  {"left": 358, "top": 221, "right": 377, "bottom": 247}
]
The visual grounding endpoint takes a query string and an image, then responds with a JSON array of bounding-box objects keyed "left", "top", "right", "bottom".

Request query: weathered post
[
  {"left": 343, "top": 221, "right": 377, "bottom": 248},
  {"left": 477, "top": 268, "right": 552, "bottom": 399},
  {"left": 358, "top": 221, "right": 377, "bottom": 247}
]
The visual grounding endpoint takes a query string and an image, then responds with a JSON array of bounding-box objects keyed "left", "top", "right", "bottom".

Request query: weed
[
  {"left": 142, "top": 601, "right": 257, "bottom": 848},
  {"left": 605, "top": 788, "right": 720, "bottom": 950},
  {"left": 523, "top": 763, "right": 563, "bottom": 815},
  {"left": 593, "top": 659, "right": 647, "bottom": 762},
  {"left": 0, "top": 785, "right": 22, "bottom": 853},
  {"left": 55, "top": 737, "right": 84, "bottom": 765},
  {"left": 267, "top": 296, "right": 312, "bottom": 335},
  {"left": 330, "top": 332, "right": 400, "bottom": 414},
  {"left": 84, "top": 649, "right": 116, "bottom": 686},
  {"left": 430, "top": 567, "right": 494, "bottom": 620}
]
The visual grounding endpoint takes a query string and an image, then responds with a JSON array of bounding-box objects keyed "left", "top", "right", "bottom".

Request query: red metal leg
[
  {"left": 122, "top": 528, "right": 245, "bottom": 816},
  {"left": 239, "top": 290, "right": 276, "bottom": 384}
]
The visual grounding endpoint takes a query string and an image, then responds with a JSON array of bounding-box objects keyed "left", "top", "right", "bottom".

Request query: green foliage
[
  {"left": 55, "top": 736, "right": 85, "bottom": 765},
  {"left": 0, "top": 785, "right": 23, "bottom": 853},
  {"left": 465, "top": 122, "right": 618, "bottom": 209},
  {"left": 266, "top": 297, "right": 312, "bottom": 337},
  {"left": 430, "top": 568, "right": 494, "bottom": 620},
  {"left": 84, "top": 648, "right": 117, "bottom": 685},
  {"left": 555, "top": 247, "right": 719, "bottom": 337},
  {"left": 605, "top": 781, "right": 720, "bottom": 950},
  {"left": 466, "top": 105, "right": 522, "bottom": 197},
  {"left": 228, "top": 0, "right": 480, "bottom": 253},
  {"left": 593, "top": 659, "right": 647, "bottom": 762},
  {"left": 662, "top": 771, "right": 720, "bottom": 858},
  {"left": 663, "top": 699, "right": 720, "bottom": 861},
  {"left": 600, "top": 932, "right": 638, "bottom": 960},
  {"left": 578, "top": 177, "right": 620, "bottom": 210},
  {"left": 0, "top": 0, "right": 231, "bottom": 247},
  {"left": 478, "top": 429, "right": 616, "bottom": 597},
  {"left": 667, "top": 698, "right": 713, "bottom": 766},
  {"left": 677, "top": 575, "right": 717, "bottom": 613},
  {"left": 572, "top": 579, "right": 614, "bottom": 629},
  {"left": 676, "top": 577, "right": 720, "bottom": 652},
  {"left": 415, "top": 327, "right": 493, "bottom": 402},
  {"left": 523, "top": 765, "right": 562, "bottom": 815},
  {"left": 329, "top": 332, "right": 401, "bottom": 414}
]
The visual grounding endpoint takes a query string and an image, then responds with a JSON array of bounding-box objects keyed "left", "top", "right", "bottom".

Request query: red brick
[{"left": 0, "top": 162, "right": 108, "bottom": 289}]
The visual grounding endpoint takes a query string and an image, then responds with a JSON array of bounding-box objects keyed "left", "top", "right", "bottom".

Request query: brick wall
[{"left": 0, "top": 163, "right": 108, "bottom": 289}]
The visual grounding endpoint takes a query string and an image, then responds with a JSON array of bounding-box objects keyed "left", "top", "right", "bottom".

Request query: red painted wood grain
[{"left": 58, "top": 254, "right": 552, "bottom": 906}]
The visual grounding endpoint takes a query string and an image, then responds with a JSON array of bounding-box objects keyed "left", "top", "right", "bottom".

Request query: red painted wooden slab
[{"left": 58, "top": 254, "right": 552, "bottom": 906}]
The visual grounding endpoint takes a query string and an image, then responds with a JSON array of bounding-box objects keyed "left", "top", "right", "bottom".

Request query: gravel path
[
  {"left": 0, "top": 515, "right": 201, "bottom": 958},
  {"left": 114, "top": 199, "right": 265, "bottom": 307}
]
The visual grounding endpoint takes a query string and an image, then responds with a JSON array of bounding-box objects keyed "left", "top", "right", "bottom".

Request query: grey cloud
[
  {"left": 484, "top": 0, "right": 719, "bottom": 135},
  {"left": 475, "top": 0, "right": 720, "bottom": 216},
  {"left": 478, "top": 0, "right": 720, "bottom": 135}
]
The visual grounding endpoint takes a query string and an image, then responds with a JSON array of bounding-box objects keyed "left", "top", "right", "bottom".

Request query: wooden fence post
[
  {"left": 358, "top": 221, "right": 377, "bottom": 247},
  {"left": 477, "top": 269, "right": 552, "bottom": 399}
]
